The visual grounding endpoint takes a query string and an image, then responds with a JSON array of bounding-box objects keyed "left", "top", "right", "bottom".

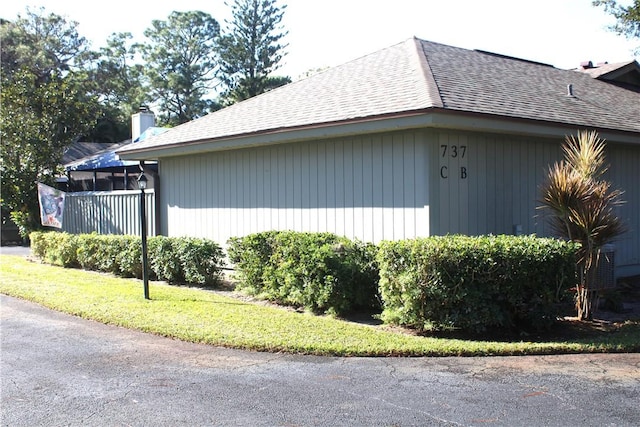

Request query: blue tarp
[
  {"left": 65, "top": 150, "right": 140, "bottom": 171},
  {"left": 134, "top": 126, "right": 169, "bottom": 142}
]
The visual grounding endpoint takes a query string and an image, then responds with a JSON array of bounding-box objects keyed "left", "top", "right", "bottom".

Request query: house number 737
[
  {"left": 440, "top": 144, "right": 468, "bottom": 180},
  {"left": 441, "top": 145, "right": 467, "bottom": 158}
]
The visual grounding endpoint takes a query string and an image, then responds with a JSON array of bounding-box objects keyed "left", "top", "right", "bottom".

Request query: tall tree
[
  {"left": 86, "top": 32, "right": 148, "bottom": 142},
  {"left": 218, "top": 0, "right": 290, "bottom": 104},
  {"left": 0, "top": 8, "right": 101, "bottom": 235},
  {"left": 139, "top": 11, "right": 221, "bottom": 126},
  {"left": 0, "top": 7, "right": 91, "bottom": 80},
  {"left": 593, "top": 0, "right": 640, "bottom": 53}
]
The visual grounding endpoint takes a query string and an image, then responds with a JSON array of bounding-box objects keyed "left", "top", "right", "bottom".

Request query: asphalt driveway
[
  {"left": 0, "top": 245, "right": 30, "bottom": 257},
  {"left": 1, "top": 294, "right": 639, "bottom": 426}
]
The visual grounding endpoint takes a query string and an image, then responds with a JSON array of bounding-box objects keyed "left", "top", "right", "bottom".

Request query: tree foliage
[
  {"left": 0, "top": 9, "right": 102, "bottom": 235},
  {"left": 218, "top": 0, "right": 290, "bottom": 104},
  {"left": 539, "top": 130, "right": 626, "bottom": 320},
  {"left": 139, "top": 11, "right": 221, "bottom": 126},
  {"left": 0, "top": 71, "right": 100, "bottom": 235},
  {"left": 0, "top": 7, "right": 91, "bottom": 79},
  {"left": 85, "top": 32, "right": 148, "bottom": 141},
  {"left": 1, "top": 4, "right": 293, "bottom": 235},
  {"left": 593, "top": 0, "right": 640, "bottom": 53}
]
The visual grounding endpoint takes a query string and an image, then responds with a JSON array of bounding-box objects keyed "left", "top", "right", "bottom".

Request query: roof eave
[{"left": 118, "top": 109, "right": 640, "bottom": 160}]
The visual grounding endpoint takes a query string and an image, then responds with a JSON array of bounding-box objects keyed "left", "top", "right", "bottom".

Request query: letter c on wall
[{"left": 440, "top": 166, "right": 448, "bottom": 179}]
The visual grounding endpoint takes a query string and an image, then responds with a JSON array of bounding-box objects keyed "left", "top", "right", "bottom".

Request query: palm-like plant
[{"left": 540, "top": 130, "right": 626, "bottom": 320}]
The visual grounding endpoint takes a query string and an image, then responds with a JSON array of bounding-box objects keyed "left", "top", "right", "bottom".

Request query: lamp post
[{"left": 138, "top": 172, "right": 150, "bottom": 300}]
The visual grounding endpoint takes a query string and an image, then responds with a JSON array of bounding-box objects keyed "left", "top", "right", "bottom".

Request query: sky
[{"left": 3, "top": 0, "right": 639, "bottom": 81}]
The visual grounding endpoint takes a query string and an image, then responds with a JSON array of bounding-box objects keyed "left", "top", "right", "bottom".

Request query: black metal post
[{"left": 140, "top": 186, "right": 150, "bottom": 300}]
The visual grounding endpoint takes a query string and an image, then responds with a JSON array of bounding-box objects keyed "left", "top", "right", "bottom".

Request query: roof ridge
[{"left": 407, "top": 37, "right": 443, "bottom": 108}]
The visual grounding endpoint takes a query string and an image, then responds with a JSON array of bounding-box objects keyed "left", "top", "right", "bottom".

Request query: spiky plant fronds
[
  {"left": 541, "top": 162, "right": 591, "bottom": 241},
  {"left": 563, "top": 130, "right": 608, "bottom": 180},
  {"left": 539, "top": 130, "right": 626, "bottom": 320}
]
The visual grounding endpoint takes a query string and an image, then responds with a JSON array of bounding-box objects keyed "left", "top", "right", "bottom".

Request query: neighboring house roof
[
  {"left": 65, "top": 140, "right": 136, "bottom": 172},
  {"left": 575, "top": 60, "right": 640, "bottom": 90},
  {"left": 119, "top": 38, "right": 640, "bottom": 159},
  {"left": 65, "top": 128, "right": 169, "bottom": 172},
  {"left": 62, "top": 141, "right": 123, "bottom": 165}
]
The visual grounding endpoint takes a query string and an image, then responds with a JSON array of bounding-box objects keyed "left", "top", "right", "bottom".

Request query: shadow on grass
[
  {"left": 337, "top": 304, "right": 640, "bottom": 347},
  {"left": 427, "top": 318, "right": 640, "bottom": 345},
  {"left": 151, "top": 273, "right": 640, "bottom": 348}
]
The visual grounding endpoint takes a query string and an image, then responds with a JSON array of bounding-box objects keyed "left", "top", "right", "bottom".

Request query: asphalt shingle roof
[
  {"left": 120, "top": 38, "right": 640, "bottom": 155},
  {"left": 422, "top": 41, "right": 640, "bottom": 132}
]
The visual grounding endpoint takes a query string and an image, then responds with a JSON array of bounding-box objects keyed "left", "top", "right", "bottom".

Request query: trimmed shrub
[
  {"left": 177, "top": 237, "right": 225, "bottom": 285},
  {"left": 76, "top": 234, "right": 127, "bottom": 274},
  {"left": 116, "top": 235, "right": 144, "bottom": 279},
  {"left": 76, "top": 233, "right": 104, "bottom": 271},
  {"left": 30, "top": 231, "right": 78, "bottom": 267},
  {"left": 149, "top": 235, "right": 183, "bottom": 283},
  {"left": 377, "top": 235, "right": 578, "bottom": 333},
  {"left": 227, "top": 231, "right": 279, "bottom": 290},
  {"left": 97, "top": 235, "right": 127, "bottom": 274},
  {"left": 227, "top": 231, "right": 379, "bottom": 316},
  {"left": 28, "top": 232, "right": 224, "bottom": 286},
  {"left": 30, "top": 231, "right": 53, "bottom": 261}
]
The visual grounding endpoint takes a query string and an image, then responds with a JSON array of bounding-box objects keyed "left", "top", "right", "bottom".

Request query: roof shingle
[{"left": 120, "top": 38, "right": 640, "bottom": 155}]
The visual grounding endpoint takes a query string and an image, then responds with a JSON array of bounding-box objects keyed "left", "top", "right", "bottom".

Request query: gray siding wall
[
  {"left": 160, "top": 128, "right": 638, "bottom": 273},
  {"left": 430, "top": 130, "right": 639, "bottom": 271},
  {"left": 62, "top": 190, "right": 156, "bottom": 236},
  {"left": 160, "top": 131, "right": 429, "bottom": 245},
  {"left": 608, "top": 144, "right": 640, "bottom": 271},
  {"left": 430, "top": 131, "right": 561, "bottom": 237}
]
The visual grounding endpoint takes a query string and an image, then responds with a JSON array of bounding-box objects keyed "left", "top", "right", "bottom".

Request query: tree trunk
[
  {"left": 576, "top": 286, "right": 598, "bottom": 320},
  {"left": 576, "top": 253, "right": 599, "bottom": 321}
]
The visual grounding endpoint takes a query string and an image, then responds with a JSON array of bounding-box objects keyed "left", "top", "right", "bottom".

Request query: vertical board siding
[
  {"left": 161, "top": 131, "right": 429, "bottom": 245},
  {"left": 608, "top": 145, "right": 640, "bottom": 268},
  {"left": 371, "top": 136, "right": 385, "bottom": 243},
  {"left": 160, "top": 127, "right": 638, "bottom": 271},
  {"left": 433, "top": 130, "right": 561, "bottom": 237},
  {"left": 431, "top": 130, "right": 638, "bottom": 269},
  {"left": 62, "top": 190, "right": 155, "bottom": 236}
]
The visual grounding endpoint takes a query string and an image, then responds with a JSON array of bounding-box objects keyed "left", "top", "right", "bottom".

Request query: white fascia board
[{"left": 118, "top": 110, "right": 640, "bottom": 160}]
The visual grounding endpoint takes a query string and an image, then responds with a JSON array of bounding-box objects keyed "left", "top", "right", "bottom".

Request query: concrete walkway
[{"left": 2, "top": 295, "right": 639, "bottom": 426}]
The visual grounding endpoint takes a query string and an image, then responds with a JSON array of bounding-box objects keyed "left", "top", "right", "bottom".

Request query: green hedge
[
  {"left": 377, "top": 235, "right": 578, "bottom": 333},
  {"left": 30, "top": 230, "right": 579, "bottom": 333},
  {"left": 227, "top": 231, "right": 380, "bottom": 316},
  {"left": 31, "top": 230, "right": 79, "bottom": 268},
  {"left": 30, "top": 231, "right": 225, "bottom": 286}
]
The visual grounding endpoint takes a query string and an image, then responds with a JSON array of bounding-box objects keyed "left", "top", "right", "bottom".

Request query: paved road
[
  {"left": 1, "top": 295, "right": 639, "bottom": 426},
  {"left": 0, "top": 245, "right": 30, "bottom": 257}
]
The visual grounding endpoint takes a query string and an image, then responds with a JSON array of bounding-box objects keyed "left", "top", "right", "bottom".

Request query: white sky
[{"left": 4, "top": 0, "right": 639, "bottom": 80}]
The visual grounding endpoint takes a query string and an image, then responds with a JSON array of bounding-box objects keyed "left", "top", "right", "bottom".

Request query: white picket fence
[{"left": 62, "top": 190, "right": 156, "bottom": 236}]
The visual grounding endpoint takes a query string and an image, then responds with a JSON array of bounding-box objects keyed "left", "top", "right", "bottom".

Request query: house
[
  {"left": 57, "top": 110, "right": 167, "bottom": 236},
  {"left": 118, "top": 38, "right": 640, "bottom": 278}
]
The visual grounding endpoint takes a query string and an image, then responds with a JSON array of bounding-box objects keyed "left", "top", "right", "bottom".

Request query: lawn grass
[{"left": 1, "top": 254, "right": 638, "bottom": 356}]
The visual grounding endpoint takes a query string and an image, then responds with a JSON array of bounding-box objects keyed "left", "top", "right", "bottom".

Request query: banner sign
[{"left": 37, "top": 183, "right": 66, "bottom": 228}]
